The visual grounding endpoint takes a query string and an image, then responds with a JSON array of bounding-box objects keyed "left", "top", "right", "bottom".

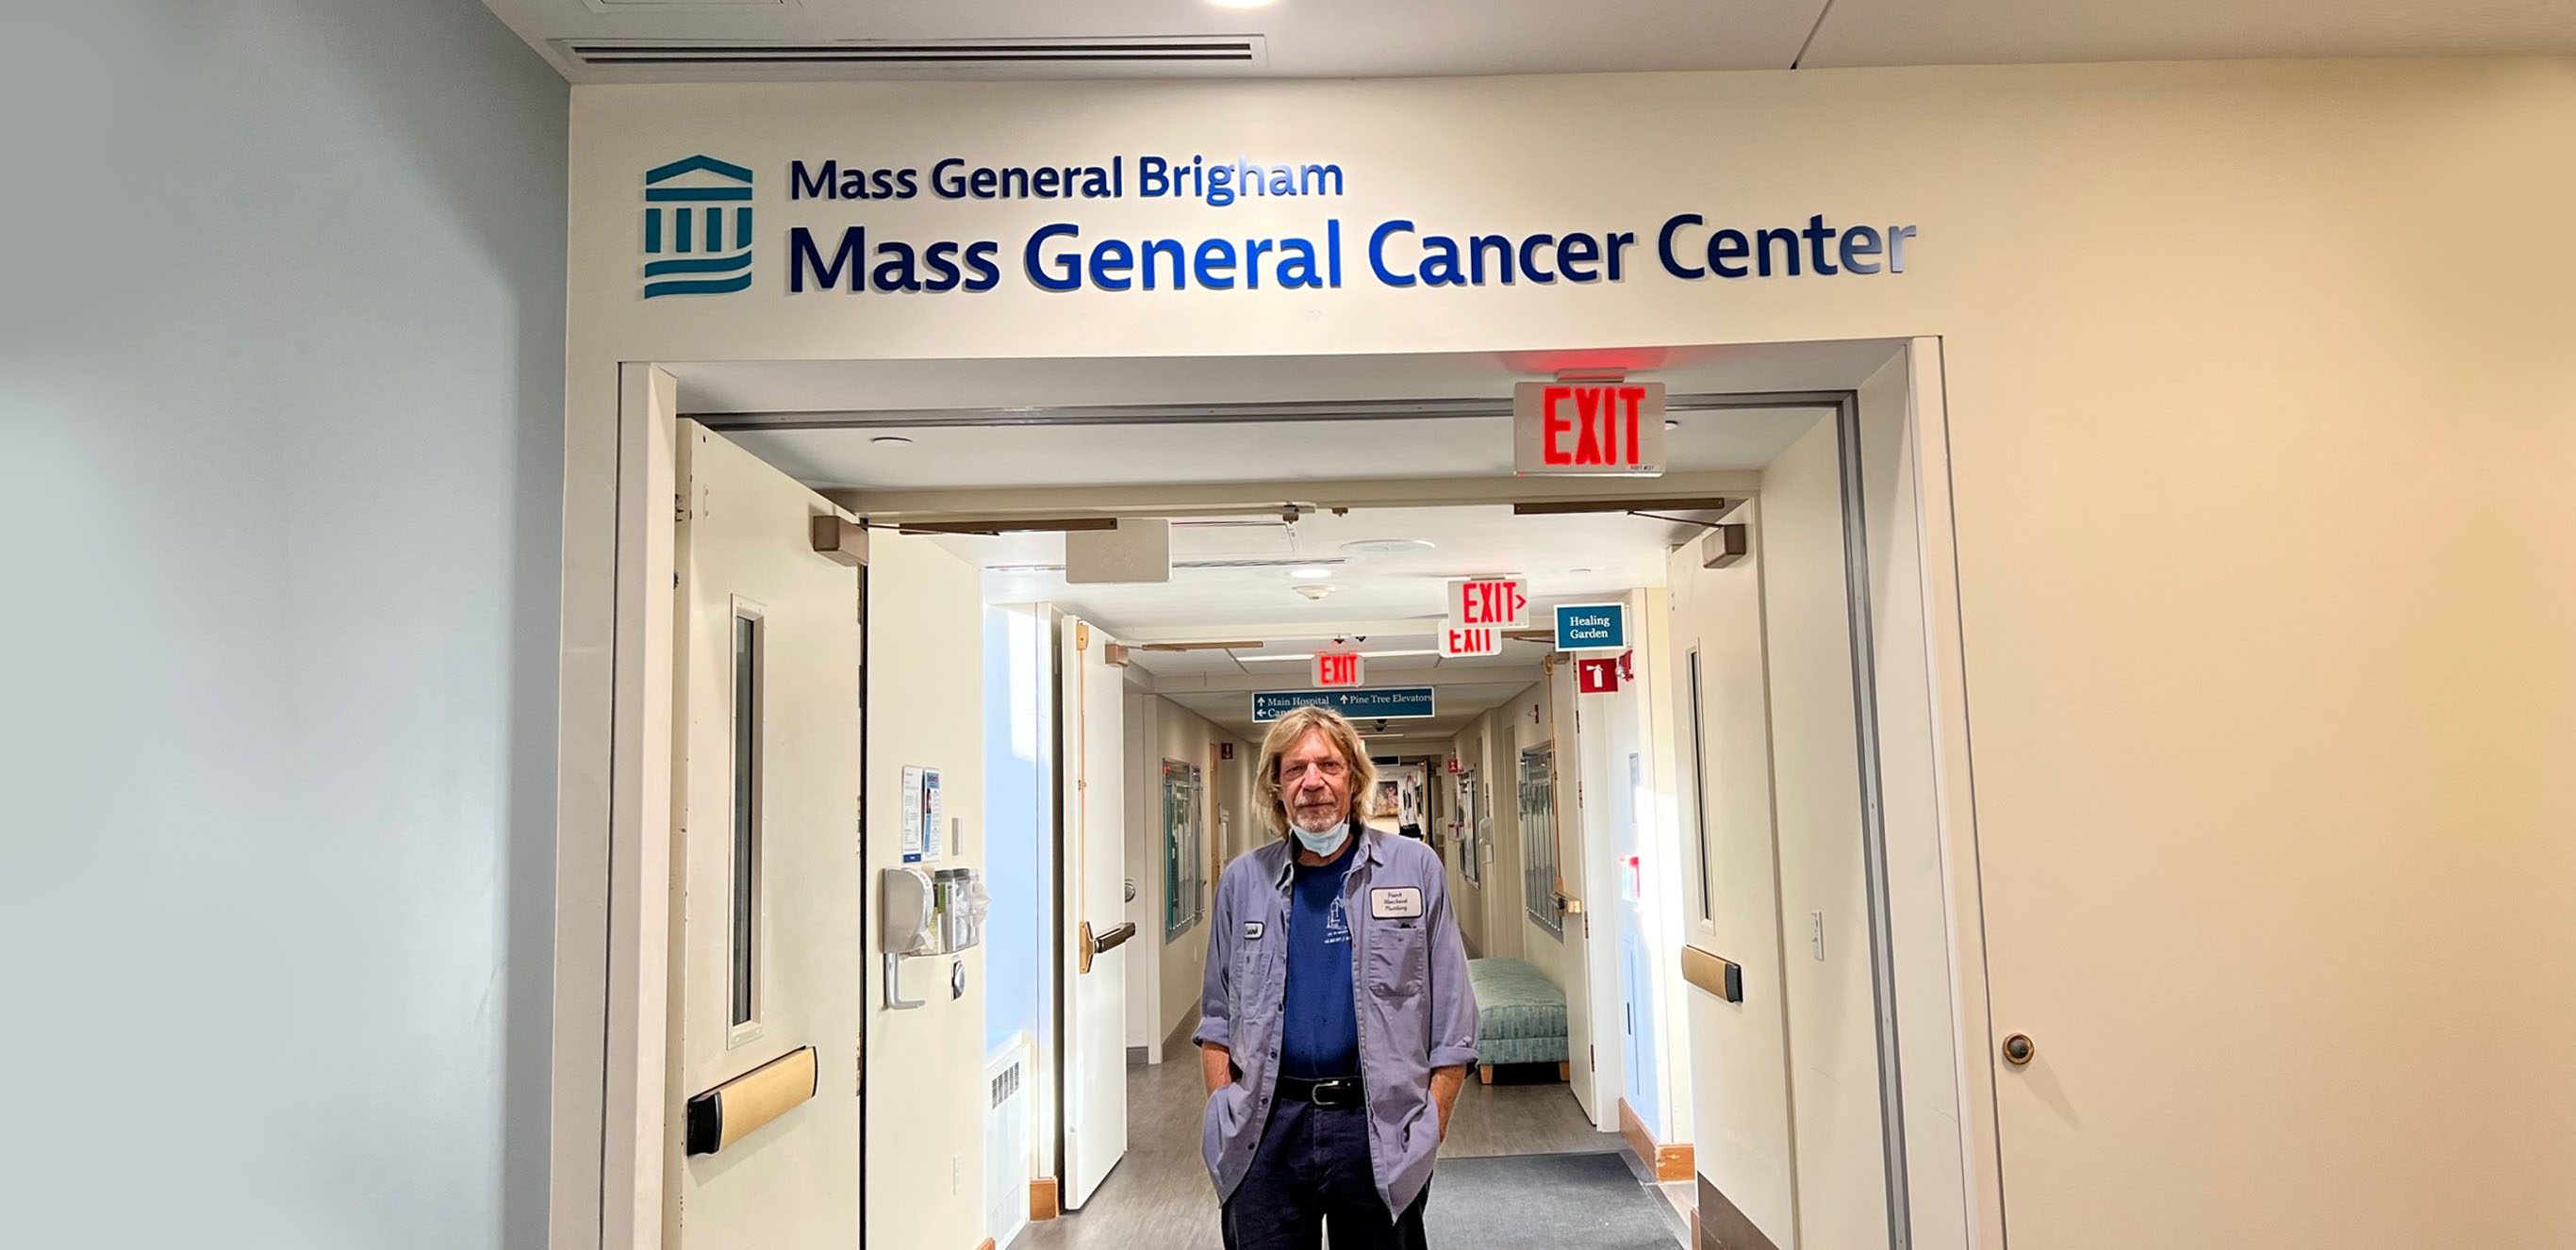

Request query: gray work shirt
[{"left": 1193, "top": 828, "right": 1479, "bottom": 1218}]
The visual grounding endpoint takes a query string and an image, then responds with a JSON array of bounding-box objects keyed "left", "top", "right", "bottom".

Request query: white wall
[
  {"left": 0, "top": 3, "right": 566, "bottom": 1244},
  {"left": 863, "top": 533, "right": 989, "bottom": 1250},
  {"left": 563, "top": 60, "right": 2576, "bottom": 1245}
]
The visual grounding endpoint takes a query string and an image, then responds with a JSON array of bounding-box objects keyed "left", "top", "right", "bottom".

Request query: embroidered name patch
[
  {"left": 1370, "top": 887, "right": 1425, "bottom": 920},
  {"left": 1243, "top": 921, "right": 1265, "bottom": 940}
]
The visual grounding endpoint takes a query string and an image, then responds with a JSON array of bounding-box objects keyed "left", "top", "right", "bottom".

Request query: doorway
[{"left": 558, "top": 338, "right": 1996, "bottom": 1250}]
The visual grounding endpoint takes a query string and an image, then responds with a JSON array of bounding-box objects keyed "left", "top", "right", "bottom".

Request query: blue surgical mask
[{"left": 1292, "top": 821, "right": 1349, "bottom": 858}]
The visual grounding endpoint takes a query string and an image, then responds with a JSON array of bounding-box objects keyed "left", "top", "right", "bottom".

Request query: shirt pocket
[
  {"left": 1368, "top": 918, "right": 1428, "bottom": 1000},
  {"left": 1231, "top": 940, "right": 1268, "bottom": 1014}
]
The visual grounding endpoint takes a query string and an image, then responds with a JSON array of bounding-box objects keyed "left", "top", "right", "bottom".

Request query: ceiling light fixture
[
  {"left": 1206, "top": 0, "right": 1278, "bottom": 8},
  {"left": 871, "top": 435, "right": 914, "bottom": 446},
  {"left": 1664, "top": 419, "right": 1681, "bottom": 430},
  {"left": 1288, "top": 566, "right": 1334, "bottom": 580}
]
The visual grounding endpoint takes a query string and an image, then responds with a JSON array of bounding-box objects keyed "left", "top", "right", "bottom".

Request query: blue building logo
[{"left": 642, "top": 156, "right": 753, "bottom": 298}]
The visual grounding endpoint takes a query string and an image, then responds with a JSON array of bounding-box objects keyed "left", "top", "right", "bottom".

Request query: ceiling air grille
[
  {"left": 556, "top": 35, "right": 1266, "bottom": 71},
  {"left": 988, "top": 556, "right": 1346, "bottom": 575}
]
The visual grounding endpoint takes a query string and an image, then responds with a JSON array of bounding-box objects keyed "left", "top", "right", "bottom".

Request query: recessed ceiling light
[
  {"left": 871, "top": 435, "right": 913, "bottom": 446},
  {"left": 1288, "top": 566, "right": 1334, "bottom": 580},
  {"left": 1293, "top": 584, "right": 1335, "bottom": 600},
  {"left": 1341, "top": 538, "right": 1435, "bottom": 556}
]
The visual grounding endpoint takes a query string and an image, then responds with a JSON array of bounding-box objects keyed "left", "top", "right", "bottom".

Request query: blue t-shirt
[{"left": 1280, "top": 841, "right": 1360, "bottom": 1078}]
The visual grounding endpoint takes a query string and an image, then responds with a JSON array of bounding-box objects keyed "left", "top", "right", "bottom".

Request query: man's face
[{"left": 1278, "top": 727, "right": 1351, "bottom": 834}]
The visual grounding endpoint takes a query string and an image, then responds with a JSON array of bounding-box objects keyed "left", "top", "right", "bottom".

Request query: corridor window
[
  {"left": 1519, "top": 746, "right": 1560, "bottom": 936},
  {"left": 1163, "top": 760, "right": 1206, "bottom": 938},
  {"left": 730, "top": 610, "right": 763, "bottom": 1028},
  {"left": 1687, "top": 649, "right": 1713, "bottom": 923},
  {"left": 1457, "top": 770, "right": 1480, "bottom": 886}
]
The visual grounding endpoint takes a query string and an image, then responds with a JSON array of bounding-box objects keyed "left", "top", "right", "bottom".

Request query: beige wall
[
  {"left": 1444, "top": 720, "right": 1489, "bottom": 956},
  {"left": 566, "top": 59, "right": 2576, "bottom": 1246},
  {"left": 1482, "top": 695, "right": 1538, "bottom": 964},
  {"left": 1130, "top": 695, "right": 1254, "bottom": 1051},
  {"left": 862, "top": 533, "right": 987, "bottom": 1250},
  {"left": 1450, "top": 694, "right": 1544, "bottom": 966}
]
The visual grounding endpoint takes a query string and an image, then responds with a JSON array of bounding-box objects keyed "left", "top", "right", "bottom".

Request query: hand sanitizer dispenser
[{"left": 881, "top": 866, "right": 935, "bottom": 1009}]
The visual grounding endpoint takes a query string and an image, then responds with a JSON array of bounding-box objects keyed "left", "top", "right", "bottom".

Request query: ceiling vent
[
  {"left": 989, "top": 555, "right": 1347, "bottom": 575},
  {"left": 554, "top": 35, "right": 1267, "bottom": 76}
]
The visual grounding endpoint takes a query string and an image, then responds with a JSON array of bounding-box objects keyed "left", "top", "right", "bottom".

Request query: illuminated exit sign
[
  {"left": 1313, "top": 652, "right": 1364, "bottom": 687},
  {"left": 1440, "top": 624, "right": 1502, "bottom": 659},
  {"left": 1513, "top": 381, "right": 1667, "bottom": 476},
  {"left": 1447, "top": 577, "right": 1529, "bottom": 629}
]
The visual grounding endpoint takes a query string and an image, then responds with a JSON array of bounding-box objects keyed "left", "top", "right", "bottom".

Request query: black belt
[{"left": 1276, "top": 1075, "right": 1365, "bottom": 1110}]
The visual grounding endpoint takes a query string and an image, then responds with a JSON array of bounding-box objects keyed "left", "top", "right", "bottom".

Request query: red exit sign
[
  {"left": 1513, "top": 381, "right": 1667, "bottom": 476},
  {"left": 1441, "top": 625, "right": 1502, "bottom": 658},
  {"left": 1447, "top": 577, "right": 1529, "bottom": 629},
  {"left": 1313, "top": 652, "right": 1364, "bottom": 687}
]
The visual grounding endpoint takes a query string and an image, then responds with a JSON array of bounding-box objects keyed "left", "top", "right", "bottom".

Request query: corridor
[{"left": 1016, "top": 1033, "right": 1689, "bottom": 1250}]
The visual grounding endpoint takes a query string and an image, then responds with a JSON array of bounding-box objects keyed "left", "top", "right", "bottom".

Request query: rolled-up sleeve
[
  {"left": 1424, "top": 875, "right": 1479, "bottom": 1070},
  {"left": 1192, "top": 869, "right": 1235, "bottom": 1051}
]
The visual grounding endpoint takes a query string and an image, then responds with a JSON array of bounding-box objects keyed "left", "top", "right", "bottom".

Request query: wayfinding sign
[
  {"left": 1439, "top": 624, "right": 1503, "bottom": 659},
  {"left": 1513, "top": 382, "right": 1667, "bottom": 476},
  {"left": 1447, "top": 577, "right": 1529, "bottom": 629},
  {"left": 1252, "top": 687, "right": 1438, "bottom": 722},
  {"left": 1553, "top": 602, "right": 1628, "bottom": 651}
]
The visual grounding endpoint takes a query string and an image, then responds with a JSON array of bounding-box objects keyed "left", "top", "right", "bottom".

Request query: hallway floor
[{"left": 1012, "top": 1037, "right": 1687, "bottom": 1250}]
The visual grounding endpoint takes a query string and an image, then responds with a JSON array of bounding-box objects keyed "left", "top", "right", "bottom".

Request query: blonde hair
[{"left": 1254, "top": 705, "right": 1379, "bottom": 838}]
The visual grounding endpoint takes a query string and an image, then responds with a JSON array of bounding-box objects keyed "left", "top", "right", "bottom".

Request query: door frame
[{"left": 548, "top": 343, "right": 2008, "bottom": 1249}]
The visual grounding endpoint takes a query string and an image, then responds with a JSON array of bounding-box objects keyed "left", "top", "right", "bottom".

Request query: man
[{"left": 1194, "top": 705, "right": 1478, "bottom": 1250}]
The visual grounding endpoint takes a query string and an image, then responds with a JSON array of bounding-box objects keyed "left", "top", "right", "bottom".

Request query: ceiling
[
  {"left": 669, "top": 340, "right": 1898, "bottom": 419},
  {"left": 482, "top": 0, "right": 2576, "bottom": 84},
  {"left": 729, "top": 405, "right": 1817, "bottom": 491},
  {"left": 691, "top": 341, "right": 1849, "bottom": 741},
  {"left": 981, "top": 502, "right": 1690, "bottom": 741}
]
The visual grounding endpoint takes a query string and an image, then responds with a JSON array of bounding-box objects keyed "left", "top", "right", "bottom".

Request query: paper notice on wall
[
  {"left": 920, "top": 767, "right": 944, "bottom": 862},
  {"left": 900, "top": 765, "right": 925, "bottom": 863}
]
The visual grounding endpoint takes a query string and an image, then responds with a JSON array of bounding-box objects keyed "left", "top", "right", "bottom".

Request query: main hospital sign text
[{"left": 725, "top": 155, "right": 1919, "bottom": 296}]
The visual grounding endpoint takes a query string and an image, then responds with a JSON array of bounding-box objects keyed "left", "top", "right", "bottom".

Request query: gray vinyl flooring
[{"left": 1011, "top": 1033, "right": 1680, "bottom": 1250}]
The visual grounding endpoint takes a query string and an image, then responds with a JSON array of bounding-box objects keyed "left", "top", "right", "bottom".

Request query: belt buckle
[{"left": 1311, "top": 1077, "right": 1360, "bottom": 1110}]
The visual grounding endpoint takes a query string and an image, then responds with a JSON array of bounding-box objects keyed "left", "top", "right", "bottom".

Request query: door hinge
[
  {"left": 1589, "top": 1044, "right": 1596, "bottom": 1071},
  {"left": 674, "top": 491, "right": 688, "bottom": 523},
  {"left": 855, "top": 1039, "right": 867, "bottom": 1097}
]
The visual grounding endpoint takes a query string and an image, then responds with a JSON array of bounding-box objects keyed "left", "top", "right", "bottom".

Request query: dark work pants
[{"left": 1221, "top": 1098, "right": 1429, "bottom": 1250}]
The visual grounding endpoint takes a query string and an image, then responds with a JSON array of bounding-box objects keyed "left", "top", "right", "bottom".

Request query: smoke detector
[
  {"left": 1342, "top": 538, "right": 1434, "bottom": 556},
  {"left": 1293, "top": 584, "right": 1335, "bottom": 600}
]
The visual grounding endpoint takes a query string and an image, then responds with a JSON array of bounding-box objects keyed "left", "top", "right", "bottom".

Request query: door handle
[
  {"left": 1078, "top": 921, "right": 1137, "bottom": 975},
  {"left": 2002, "top": 1032, "right": 2037, "bottom": 1066}
]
